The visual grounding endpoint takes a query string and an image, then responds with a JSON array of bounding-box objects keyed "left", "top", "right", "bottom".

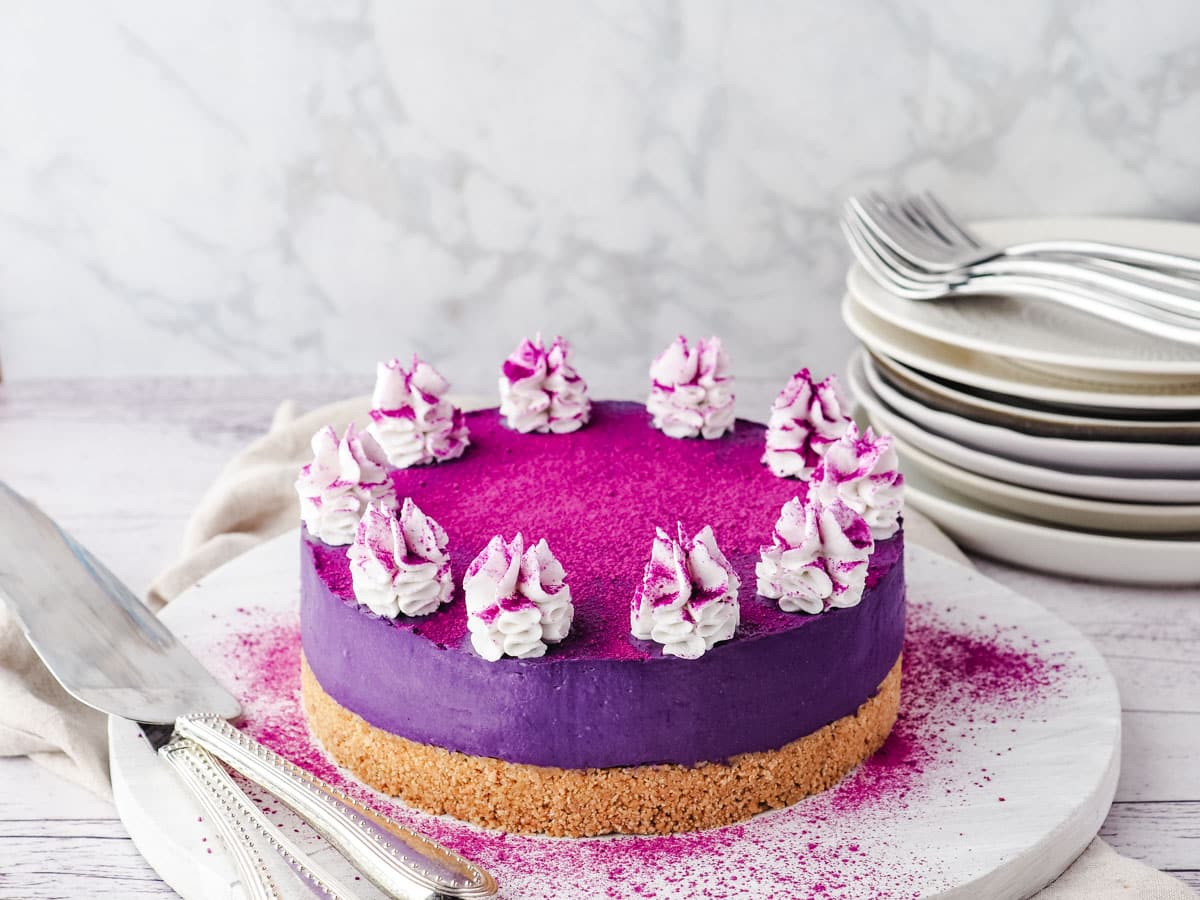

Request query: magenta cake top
[{"left": 311, "top": 400, "right": 901, "bottom": 662}]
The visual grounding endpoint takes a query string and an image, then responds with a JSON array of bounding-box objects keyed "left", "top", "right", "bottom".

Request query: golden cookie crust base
[{"left": 301, "top": 653, "right": 901, "bottom": 837}]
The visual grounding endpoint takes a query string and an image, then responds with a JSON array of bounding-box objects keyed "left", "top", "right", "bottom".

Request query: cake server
[{"left": 0, "top": 481, "right": 497, "bottom": 900}]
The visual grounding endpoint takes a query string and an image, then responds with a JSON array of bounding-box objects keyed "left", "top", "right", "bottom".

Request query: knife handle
[
  {"left": 174, "top": 714, "right": 497, "bottom": 900},
  {"left": 160, "top": 736, "right": 360, "bottom": 900}
]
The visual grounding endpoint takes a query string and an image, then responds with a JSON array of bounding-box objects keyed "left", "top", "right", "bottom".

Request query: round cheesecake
[{"left": 300, "top": 400, "right": 905, "bottom": 836}]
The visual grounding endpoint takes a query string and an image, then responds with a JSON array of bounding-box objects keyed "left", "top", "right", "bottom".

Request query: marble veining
[{"left": 2, "top": 0, "right": 1200, "bottom": 407}]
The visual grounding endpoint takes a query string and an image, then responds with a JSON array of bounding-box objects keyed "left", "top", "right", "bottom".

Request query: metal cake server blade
[
  {"left": 0, "top": 481, "right": 497, "bottom": 900},
  {"left": 0, "top": 482, "right": 242, "bottom": 724}
]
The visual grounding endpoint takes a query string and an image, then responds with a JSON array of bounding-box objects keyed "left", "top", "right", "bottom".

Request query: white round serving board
[
  {"left": 111, "top": 533, "right": 1121, "bottom": 900},
  {"left": 847, "top": 216, "right": 1200, "bottom": 377},
  {"left": 842, "top": 293, "right": 1200, "bottom": 411}
]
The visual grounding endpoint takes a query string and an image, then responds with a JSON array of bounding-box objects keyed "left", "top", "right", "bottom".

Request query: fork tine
[
  {"left": 839, "top": 219, "right": 930, "bottom": 297},
  {"left": 917, "top": 192, "right": 983, "bottom": 250},
  {"left": 896, "top": 195, "right": 957, "bottom": 248},
  {"left": 869, "top": 192, "right": 940, "bottom": 251},
  {"left": 865, "top": 192, "right": 954, "bottom": 257},
  {"left": 847, "top": 196, "right": 922, "bottom": 264},
  {"left": 848, "top": 194, "right": 953, "bottom": 267},
  {"left": 840, "top": 208, "right": 944, "bottom": 295},
  {"left": 846, "top": 211, "right": 939, "bottom": 285}
]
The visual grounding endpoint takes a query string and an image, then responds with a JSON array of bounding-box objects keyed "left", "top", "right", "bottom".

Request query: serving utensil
[
  {"left": 0, "top": 481, "right": 497, "bottom": 900},
  {"left": 157, "top": 734, "right": 359, "bottom": 899}
]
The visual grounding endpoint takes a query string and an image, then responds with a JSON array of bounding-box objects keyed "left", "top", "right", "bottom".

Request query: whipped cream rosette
[
  {"left": 296, "top": 423, "right": 395, "bottom": 546},
  {"left": 812, "top": 423, "right": 904, "bottom": 540},
  {"left": 646, "top": 336, "right": 735, "bottom": 439},
  {"left": 464, "top": 533, "right": 575, "bottom": 661},
  {"left": 367, "top": 355, "right": 469, "bottom": 468},
  {"left": 762, "top": 369, "right": 853, "bottom": 479},
  {"left": 756, "top": 495, "right": 874, "bottom": 614},
  {"left": 499, "top": 334, "right": 591, "bottom": 433},
  {"left": 630, "top": 524, "right": 740, "bottom": 659},
  {"left": 348, "top": 499, "right": 453, "bottom": 619}
]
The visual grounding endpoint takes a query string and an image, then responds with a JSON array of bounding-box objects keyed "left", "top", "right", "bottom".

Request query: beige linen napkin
[{"left": 0, "top": 396, "right": 1193, "bottom": 898}]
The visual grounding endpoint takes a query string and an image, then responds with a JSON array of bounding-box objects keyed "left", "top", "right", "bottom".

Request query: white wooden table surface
[{"left": 0, "top": 376, "right": 1197, "bottom": 898}]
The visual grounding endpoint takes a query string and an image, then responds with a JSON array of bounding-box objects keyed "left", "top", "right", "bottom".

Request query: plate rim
[
  {"left": 849, "top": 330, "right": 1200, "bottom": 476},
  {"left": 848, "top": 351, "right": 1200, "bottom": 505},
  {"left": 842, "top": 293, "right": 1200, "bottom": 411},
  {"left": 903, "top": 472, "right": 1200, "bottom": 584},
  {"left": 869, "top": 351, "right": 1200, "bottom": 437},
  {"left": 892, "top": 430, "right": 1200, "bottom": 533}
]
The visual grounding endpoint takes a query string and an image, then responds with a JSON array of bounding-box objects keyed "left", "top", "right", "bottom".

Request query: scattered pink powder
[
  {"left": 212, "top": 598, "right": 1079, "bottom": 899},
  {"left": 824, "top": 603, "right": 1069, "bottom": 816}
]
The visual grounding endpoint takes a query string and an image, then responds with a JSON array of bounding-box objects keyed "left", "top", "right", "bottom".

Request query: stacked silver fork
[{"left": 842, "top": 192, "right": 1200, "bottom": 344}]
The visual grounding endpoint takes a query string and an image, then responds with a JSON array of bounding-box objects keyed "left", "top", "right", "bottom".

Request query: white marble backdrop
[{"left": 3, "top": 0, "right": 1200, "bottom": 407}]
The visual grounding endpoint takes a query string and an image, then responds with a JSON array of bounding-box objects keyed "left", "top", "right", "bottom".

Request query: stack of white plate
[{"left": 843, "top": 216, "right": 1200, "bottom": 585}]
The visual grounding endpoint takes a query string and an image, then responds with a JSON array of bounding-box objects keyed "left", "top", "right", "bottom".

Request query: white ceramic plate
[
  {"left": 109, "top": 533, "right": 1121, "bottom": 900},
  {"left": 853, "top": 339, "right": 1200, "bottom": 477},
  {"left": 869, "top": 352, "right": 1200, "bottom": 442},
  {"left": 893, "top": 432, "right": 1200, "bottom": 535},
  {"left": 847, "top": 216, "right": 1200, "bottom": 377},
  {"left": 848, "top": 352, "right": 1200, "bottom": 505},
  {"left": 902, "top": 469, "right": 1200, "bottom": 585},
  {"left": 842, "top": 294, "right": 1200, "bottom": 412}
]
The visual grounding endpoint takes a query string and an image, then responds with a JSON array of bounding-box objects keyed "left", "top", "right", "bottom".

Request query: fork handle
[
  {"left": 160, "top": 737, "right": 361, "bottom": 899},
  {"left": 1009, "top": 239, "right": 1200, "bottom": 277},
  {"left": 158, "top": 738, "right": 284, "bottom": 900},
  {"left": 968, "top": 255, "right": 1200, "bottom": 319},
  {"left": 957, "top": 274, "right": 1200, "bottom": 345},
  {"left": 174, "top": 714, "right": 497, "bottom": 900}
]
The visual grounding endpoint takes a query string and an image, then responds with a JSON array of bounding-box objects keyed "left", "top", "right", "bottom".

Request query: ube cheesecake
[{"left": 296, "top": 337, "right": 906, "bottom": 837}]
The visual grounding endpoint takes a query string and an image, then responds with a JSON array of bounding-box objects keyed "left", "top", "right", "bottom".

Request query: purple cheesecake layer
[{"left": 300, "top": 401, "right": 906, "bottom": 768}]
